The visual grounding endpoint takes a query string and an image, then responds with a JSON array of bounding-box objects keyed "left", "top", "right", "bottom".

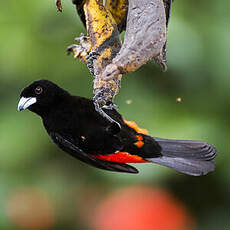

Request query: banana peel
[
  {"left": 102, "top": 0, "right": 167, "bottom": 81},
  {"left": 67, "top": 0, "right": 122, "bottom": 108},
  {"left": 57, "top": 0, "right": 173, "bottom": 107}
]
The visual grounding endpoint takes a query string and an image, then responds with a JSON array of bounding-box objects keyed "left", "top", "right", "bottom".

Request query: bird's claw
[
  {"left": 93, "top": 89, "right": 110, "bottom": 107},
  {"left": 103, "top": 102, "right": 118, "bottom": 111}
]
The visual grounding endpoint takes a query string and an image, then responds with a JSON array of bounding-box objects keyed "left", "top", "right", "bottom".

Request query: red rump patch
[{"left": 92, "top": 152, "right": 148, "bottom": 163}]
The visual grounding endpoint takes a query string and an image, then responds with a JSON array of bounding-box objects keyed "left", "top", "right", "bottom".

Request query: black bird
[{"left": 17, "top": 80, "right": 217, "bottom": 176}]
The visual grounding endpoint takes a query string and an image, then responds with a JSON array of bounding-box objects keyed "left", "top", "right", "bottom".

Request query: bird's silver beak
[{"left": 17, "top": 97, "right": 37, "bottom": 111}]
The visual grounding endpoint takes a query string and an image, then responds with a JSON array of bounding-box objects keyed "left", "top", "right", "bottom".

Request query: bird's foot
[
  {"left": 93, "top": 88, "right": 112, "bottom": 109},
  {"left": 66, "top": 33, "right": 92, "bottom": 64},
  {"left": 103, "top": 102, "right": 118, "bottom": 111},
  {"left": 93, "top": 91, "right": 121, "bottom": 134}
]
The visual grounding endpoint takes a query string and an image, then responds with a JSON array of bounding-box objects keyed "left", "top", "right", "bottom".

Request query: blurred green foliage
[{"left": 0, "top": 0, "right": 230, "bottom": 229}]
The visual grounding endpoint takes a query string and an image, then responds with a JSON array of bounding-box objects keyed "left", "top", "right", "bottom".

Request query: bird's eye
[{"left": 35, "top": 86, "right": 43, "bottom": 95}]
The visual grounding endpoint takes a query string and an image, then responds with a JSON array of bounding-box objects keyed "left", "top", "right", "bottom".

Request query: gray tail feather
[
  {"left": 154, "top": 137, "right": 217, "bottom": 161},
  {"left": 148, "top": 157, "right": 215, "bottom": 176},
  {"left": 146, "top": 137, "right": 217, "bottom": 176}
]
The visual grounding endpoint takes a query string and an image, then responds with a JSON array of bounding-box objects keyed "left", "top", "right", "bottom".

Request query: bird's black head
[{"left": 18, "top": 80, "right": 69, "bottom": 116}]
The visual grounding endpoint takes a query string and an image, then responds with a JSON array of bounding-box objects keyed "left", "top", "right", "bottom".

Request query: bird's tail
[{"left": 146, "top": 137, "right": 217, "bottom": 176}]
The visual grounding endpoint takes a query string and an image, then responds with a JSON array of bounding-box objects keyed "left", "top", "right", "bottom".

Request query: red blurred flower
[{"left": 91, "top": 186, "right": 194, "bottom": 230}]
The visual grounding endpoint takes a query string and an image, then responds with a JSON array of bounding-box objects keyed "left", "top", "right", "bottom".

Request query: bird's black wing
[{"left": 50, "top": 132, "right": 138, "bottom": 174}]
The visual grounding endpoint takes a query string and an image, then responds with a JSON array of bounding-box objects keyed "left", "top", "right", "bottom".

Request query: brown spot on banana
[{"left": 105, "top": 0, "right": 128, "bottom": 32}]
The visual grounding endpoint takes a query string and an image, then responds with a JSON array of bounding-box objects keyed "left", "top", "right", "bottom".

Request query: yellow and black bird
[{"left": 18, "top": 80, "right": 217, "bottom": 176}]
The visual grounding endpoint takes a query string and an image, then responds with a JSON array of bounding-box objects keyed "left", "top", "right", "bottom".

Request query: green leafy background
[{"left": 0, "top": 0, "right": 229, "bottom": 229}]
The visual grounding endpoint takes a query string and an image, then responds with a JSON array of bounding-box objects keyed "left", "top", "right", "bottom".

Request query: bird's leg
[
  {"left": 93, "top": 86, "right": 122, "bottom": 134},
  {"left": 93, "top": 96, "right": 121, "bottom": 134},
  {"left": 103, "top": 102, "right": 118, "bottom": 111}
]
